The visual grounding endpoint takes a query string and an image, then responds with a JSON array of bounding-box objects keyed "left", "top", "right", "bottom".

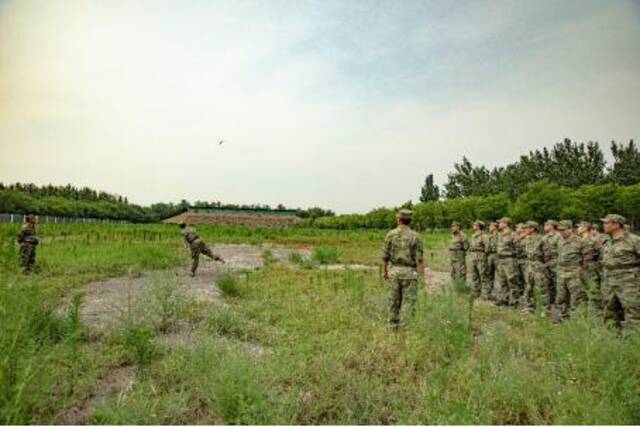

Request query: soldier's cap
[
  {"left": 498, "top": 217, "right": 512, "bottom": 225},
  {"left": 556, "top": 220, "right": 573, "bottom": 230},
  {"left": 577, "top": 221, "right": 592, "bottom": 229},
  {"left": 489, "top": 221, "right": 498, "bottom": 227},
  {"left": 397, "top": 209, "right": 413, "bottom": 220},
  {"left": 545, "top": 219, "right": 559, "bottom": 227},
  {"left": 450, "top": 221, "right": 461, "bottom": 227},
  {"left": 472, "top": 220, "right": 485, "bottom": 228},
  {"left": 600, "top": 214, "right": 626, "bottom": 225},
  {"left": 523, "top": 220, "right": 539, "bottom": 230}
]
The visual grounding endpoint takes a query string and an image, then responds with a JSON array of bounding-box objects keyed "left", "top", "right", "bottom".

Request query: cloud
[{"left": 0, "top": 0, "right": 638, "bottom": 213}]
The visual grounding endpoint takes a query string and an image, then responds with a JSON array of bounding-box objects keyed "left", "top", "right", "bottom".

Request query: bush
[
  {"left": 217, "top": 273, "right": 241, "bottom": 297},
  {"left": 312, "top": 246, "right": 341, "bottom": 265}
]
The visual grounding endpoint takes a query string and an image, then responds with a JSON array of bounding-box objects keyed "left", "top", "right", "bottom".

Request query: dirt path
[{"left": 70, "top": 244, "right": 312, "bottom": 333}]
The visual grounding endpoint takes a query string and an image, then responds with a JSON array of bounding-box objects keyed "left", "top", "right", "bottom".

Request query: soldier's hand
[{"left": 383, "top": 271, "right": 389, "bottom": 281}]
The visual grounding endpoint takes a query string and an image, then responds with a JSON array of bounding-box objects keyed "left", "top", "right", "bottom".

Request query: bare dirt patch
[
  {"left": 56, "top": 366, "right": 135, "bottom": 425},
  {"left": 68, "top": 244, "right": 310, "bottom": 333}
]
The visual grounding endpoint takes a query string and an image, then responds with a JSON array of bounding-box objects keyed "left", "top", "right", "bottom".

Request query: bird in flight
[{"left": 218, "top": 138, "right": 224, "bottom": 145}]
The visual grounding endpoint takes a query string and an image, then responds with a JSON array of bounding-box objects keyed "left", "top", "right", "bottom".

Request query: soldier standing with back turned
[
  {"left": 383, "top": 209, "right": 425, "bottom": 330},
  {"left": 179, "top": 221, "right": 225, "bottom": 277},
  {"left": 17, "top": 214, "right": 39, "bottom": 274},
  {"left": 449, "top": 222, "right": 468, "bottom": 283}
]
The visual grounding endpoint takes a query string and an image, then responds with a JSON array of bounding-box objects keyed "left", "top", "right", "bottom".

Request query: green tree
[
  {"left": 419, "top": 174, "right": 440, "bottom": 202},
  {"left": 609, "top": 140, "right": 640, "bottom": 186}
]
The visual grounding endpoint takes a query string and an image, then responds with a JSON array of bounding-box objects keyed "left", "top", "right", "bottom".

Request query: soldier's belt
[
  {"left": 390, "top": 262, "right": 416, "bottom": 268},
  {"left": 526, "top": 258, "right": 545, "bottom": 263},
  {"left": 449, "top": 249, "right": 465, "bottom": 252},
  {"left": 497, "top": 255, "right": 515, "bottom": 259},
  {"left": 603, "top": 263, "right": 640, "bottom": 271},
  {"left": 558, "top": 262, "right": 582, "bottom": 267}
]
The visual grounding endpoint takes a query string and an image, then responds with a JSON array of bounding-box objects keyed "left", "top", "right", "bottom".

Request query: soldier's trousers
[
  {"left": 19, "top": 243, "right": 36, "bottom": 273},
  {"left": 190, "top": 240, "right": 215, "bottom": 274},
  {"left": 583, "top": 267, "right": 602, "bottom": 314},
  {"left": 467, "top": 254, "right": 489, "bottom": 298},
  {"left": 494, "top": 258, "right": 520, "bottom": 306},
  {"left": 450, "top": 253, "right": 467, "bottom": 283},
  {"left": 556, "top": 269, "right": 587, "bottom": 319},
  {"left": 546, "top": 264, "right": 558, "bottom": 308},
  {"left": 486, "top": 254, "right": 497, "bottom": 298},
  {"left": 523, "top": 261, "right": 552, "bottom": 312},
  {"left": 387, "top": 268, "right": 418, "bottom": 328},
  {"left": 602, "top": 269, "right": 640, "bottom": 334}
]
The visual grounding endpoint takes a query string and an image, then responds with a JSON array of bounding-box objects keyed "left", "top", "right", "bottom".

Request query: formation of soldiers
[
  {"left": 448, "top": 214, "right": 640, "bottom": 334},
  {"left": 16, "top": 210, "right": 640, "bottom": 335}
]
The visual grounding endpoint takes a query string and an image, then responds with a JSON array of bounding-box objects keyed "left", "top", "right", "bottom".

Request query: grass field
[{"left": 1, "top": 223, "right": 639, "bottom": 424}]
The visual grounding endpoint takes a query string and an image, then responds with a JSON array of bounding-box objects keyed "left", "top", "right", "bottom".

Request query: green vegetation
[{"left": 1, "top": 223, "right": 639, "bottom": 424}]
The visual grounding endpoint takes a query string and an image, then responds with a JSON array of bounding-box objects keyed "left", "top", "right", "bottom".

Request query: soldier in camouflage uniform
[
  {"left": 467, "top": 220, "right": 490, "bottom": 299},
  {"left": 449, "top": 222, "right": 468, "bottom": 283},
  {"left": 17, "top": 214, "right": 39, "bottom": 274},
  {"left": 577, "top": 221, "right": 602, "bottom": 314},
  {"left": 486, "top": 222, "right": 499, "bottom": 299},
  {"left": 383, "top": 209, "right": 425, "bottom": 329},
  {"left": 179, "top": 222, "right": 225, "bottom": 276},
  {"left": 542, "top": 220, "right": 561, "bottom": 310},
  {"left": 521, "top": 221, "right": 552, "bottom": 314},
  {"left": 556, "top": 220, "right": 587, "bottom": 320},
  {"left": 494, "top": 217, "right": 521, "bottom": 307},
  {"left": 600, "top": 214, "right": 640, "bottom": 334},
  {"left": 514, "top": 223, "right": 527, "bottom": 303}
]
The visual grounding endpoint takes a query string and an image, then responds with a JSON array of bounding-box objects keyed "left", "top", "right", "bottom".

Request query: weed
[{"left": 217, "top": 273, "right": 241, "bottom": 297}]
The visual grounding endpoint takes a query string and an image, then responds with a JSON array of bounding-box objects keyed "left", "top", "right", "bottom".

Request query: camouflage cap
[
  {"left": 557, "top": 220, "right": 573, "bottom": 230},
  {"left": 450, "top": 221, "right": 461, "bottom": 227},
  {"left": 545, "top": 219, "right": 559, "bottom": 227},
  {"left": 601, "top": 213, "right": 626, "bottom": 225},
  {"left": 397, "top": 209, "right": 413, "bottom": 220},
  {"left": 498, "top": 217, "right": 512, "bottom": 225},
  {"left": 577, "top": 221, "right": 592, "bottom": 229},
  {"left": 524, "top": 220, "right": 539, "bottom": 230},
  {"left": 489, "top": 221, "right": 499, "bottom": 228},
  {"left": 472, "top": 220, "right": 485, "bottom": 228}
]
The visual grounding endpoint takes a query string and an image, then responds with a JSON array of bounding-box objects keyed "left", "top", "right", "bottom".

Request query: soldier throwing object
[{"left": 179, "top": 222, "right": 225, "bottom": 276}]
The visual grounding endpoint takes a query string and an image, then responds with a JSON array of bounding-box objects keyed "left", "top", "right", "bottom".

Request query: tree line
[
  {"left": 313, "top": 181, "right": 640, "bottom": 230},
  {"left": 316, "top": 138, "right": 640, "bottom": 230},
  {"left": 0, "top": 183, "right": 335, "bottom": 223},
  {"left": 420, "top": 139, "right": 639, "bottom": 201}
]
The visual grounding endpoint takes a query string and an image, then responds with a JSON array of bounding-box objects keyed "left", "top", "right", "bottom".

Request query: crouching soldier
[
  {"left": 17, "top": 214, "right": 39, "bottom": 274},
  {"left": 179, "top": 222, "right": 225, "bottom": 276}
]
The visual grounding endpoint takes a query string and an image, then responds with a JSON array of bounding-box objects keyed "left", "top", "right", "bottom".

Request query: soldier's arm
[
  {"left": 463, "top": 236, "right": 470, "bottom": 251},
  {"left": 382, "top": 235, "right": 392, "bottom": 280},
  {"left": 415, "top": 236, "right": 425, "bottom": 278}
]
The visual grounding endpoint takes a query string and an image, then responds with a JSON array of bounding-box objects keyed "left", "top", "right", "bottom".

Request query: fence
[{"left": 0, "top": 213, "right": 128, "bottom": 225}]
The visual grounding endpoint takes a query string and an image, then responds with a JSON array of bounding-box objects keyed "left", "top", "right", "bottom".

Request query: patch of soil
[
  {"left": 67, "top": 244, "right": 309, "bottom": 333},
  {"left": 56, "top": 366, "right": 135, "bottom": 425},
  {"left": 424, "top": 268, "right": 450, "bottom": 293}
]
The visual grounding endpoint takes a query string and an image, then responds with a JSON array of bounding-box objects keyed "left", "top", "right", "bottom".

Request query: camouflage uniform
[
  {"left": 449, "top": 232, "right": 468, "bottom": 283},
  {"left": 601, "top": 227, "right": 640, "bottom": 334},
  {"left": 556, "top": 229, "right": 587, "bottom": 319},
  {"left": 495, "top": 229, "right": 521, "bottom": 306},
  {"left": 581, "top": 234, "right": 603, "bottom": 314},
  {"left": 542, "top": 232, "right": 561, "bottom": 309},
  {"left": 522, "top": 232, "right": 552, "bottom": 313},
  {"left": 383, "top": 223, "right": 424, "bottom": 328},
  {"left": 17, "top": 222, "right": 39, "bottom": 273},
  {"left": 181, "top": 226, "right": 221, "bottom": 275},
  {"left": 514, "top": 234, "right": 526, "bottom": 303},
  {"left": 486, "top": 231, "right": 498, "bottom": 298},
  {"left": 467, "top": 231, "right": 490, "bottom": 298}
]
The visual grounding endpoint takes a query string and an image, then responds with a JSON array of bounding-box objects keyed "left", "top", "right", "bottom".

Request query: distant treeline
[
  {"left": 313, "top": 182, "right": 640, "bottom": 230},
  {"left": 0, "top": 183, "right": 335, "bottom": 223}
]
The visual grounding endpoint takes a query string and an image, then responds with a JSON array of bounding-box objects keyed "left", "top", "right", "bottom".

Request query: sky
[{"left": 1, "top": 0, "right": 639, "bottom": 213}]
